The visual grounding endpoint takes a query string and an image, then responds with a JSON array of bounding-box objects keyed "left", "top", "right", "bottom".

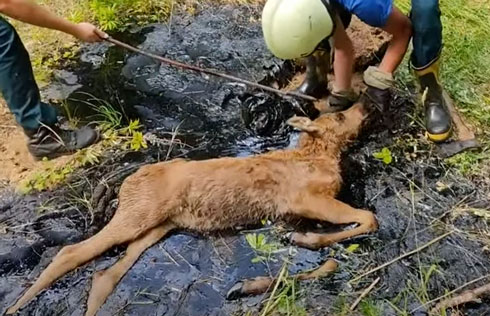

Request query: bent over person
[
  {"left": 261, "top": 0, "right": 412, "bottom": 113},
  {"left": 0, "top": 0, "right": 107, "bottom": 160}
]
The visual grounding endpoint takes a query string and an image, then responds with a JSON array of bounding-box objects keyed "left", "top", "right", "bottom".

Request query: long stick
[
  {"left": 350, "top": 277, "right": 381, "bottom": 311},
  {"left": 104, "top": 36, "right": 318, "bottom": 102},
  {"left": 349, "top": 231, "right": 453, "bottom": 283}
]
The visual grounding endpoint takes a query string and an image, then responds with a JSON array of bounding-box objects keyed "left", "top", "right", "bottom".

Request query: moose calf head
[{"left": 287, "top": 102, "right": 368, "bottom": 149}]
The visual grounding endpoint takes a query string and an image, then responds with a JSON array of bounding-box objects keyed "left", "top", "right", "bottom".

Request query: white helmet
[{"left": 262, "top": 0, "right": 336, "bottom": 60}]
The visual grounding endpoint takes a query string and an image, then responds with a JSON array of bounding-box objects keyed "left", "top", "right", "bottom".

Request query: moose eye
[{"left": 335, "top": 113, "right": 345, "bottom": 122}]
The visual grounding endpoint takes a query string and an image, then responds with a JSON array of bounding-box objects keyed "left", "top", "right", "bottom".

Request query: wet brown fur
[{"left": 7, "top": 102, "right": 378, "bottom": 316}]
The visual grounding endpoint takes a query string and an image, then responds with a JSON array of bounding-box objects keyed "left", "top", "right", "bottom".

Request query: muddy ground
[{"left": 1, "top": 4, "right": 490, "bottom": 316}]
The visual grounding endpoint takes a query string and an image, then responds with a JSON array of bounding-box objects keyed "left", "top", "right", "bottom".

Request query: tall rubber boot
[
  {"left": 294, "top": 50, "right": 330, "bottom": 98},
  {"left": 414, "top": 58, "right": 452, "bottom": 142}
]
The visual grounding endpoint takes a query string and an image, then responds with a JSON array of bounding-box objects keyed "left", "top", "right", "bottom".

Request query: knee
[
  {"left": 411, "top": 0, "right": 440, "bottom": 23},
  {"left": 360, "top": 210, "right": 378, "bottom": 231},
  {"left": 56, "top": 244, "right": 77, "bottom": 258}
]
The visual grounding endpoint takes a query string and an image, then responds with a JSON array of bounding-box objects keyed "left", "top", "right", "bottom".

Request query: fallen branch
[
  {"left": 350, "top": 231, "right": 453, "bottom": 283},
  {"left": 411, "top": 274, "right": 490, "bottom": 314},
  {"left": 350, "top": 277, "right": 381, "bottom": 311},
  {"left": 430, "top": 282, "right": 490, "bottom": 314}
]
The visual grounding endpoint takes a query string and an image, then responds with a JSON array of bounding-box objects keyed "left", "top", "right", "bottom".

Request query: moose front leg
[
  {"left": 288, "top": 195, "right": 378, "bottom": 250},
  {"left": 227, "top": 259, "right": 338, "bottom": 300}
]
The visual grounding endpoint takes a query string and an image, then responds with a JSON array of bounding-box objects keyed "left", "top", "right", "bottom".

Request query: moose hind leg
[
  {"left": 85, "top": 222, "right": 176, "bottom": 316},
  {"left": 6, "top": 218, "right": 142, "bottom": 315},
  {"left": 289, "top": 196, "right": 378, "bottom": 250}
]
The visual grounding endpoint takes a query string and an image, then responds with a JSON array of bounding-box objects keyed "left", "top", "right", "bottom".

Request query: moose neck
[{"left": 296, "top": 134, "right": 346, "bottom": 161}]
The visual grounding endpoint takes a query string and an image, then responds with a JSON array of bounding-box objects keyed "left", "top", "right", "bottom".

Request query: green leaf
[
  {"left": 251, "top": 257, "right": 263, "bottom": 264},
  {"left": 245, "top": 233, "right": 257, "bottom": 249},
  {"left": 383, "top": 154, "right": 393, "bottom": 165},
  {"left": 373, "top": 147, "right": 393, "bottom": 165},
  {"left": 346, "top": 244, "right": 360, "bottom": 253},
  {"left": 257, "top": 233, "right": 265, "bottom": 247}
]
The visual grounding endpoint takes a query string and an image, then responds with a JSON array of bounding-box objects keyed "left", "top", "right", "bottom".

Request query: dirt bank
[{"left": 1, "top": 4, "right": 489, "bottom": 316}]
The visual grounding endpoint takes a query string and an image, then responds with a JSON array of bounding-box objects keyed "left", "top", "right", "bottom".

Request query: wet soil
[{"left": 1, "top": 4, "right": 489, "bottom": 316}]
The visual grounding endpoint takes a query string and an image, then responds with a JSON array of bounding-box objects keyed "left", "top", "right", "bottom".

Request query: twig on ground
[
  {"left": 350, "top": 277, "right": 381, "bottom": 311},
  {"left": 411, "top": 274, "right": 490, "bottom": 313},
  {"left": 159, "top": 244, "right": 179, "bottom": 266},
  {"left": 165, "top": 122, "right": 182, "bottom": 161},
  {"left": 430, "top": 282, "right": 490, "bottom": 314},
  {"left": 350, "top": 231, "right": 453, "bottom": 283}
]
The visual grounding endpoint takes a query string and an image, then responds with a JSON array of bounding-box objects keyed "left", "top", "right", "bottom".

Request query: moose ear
[{"left": 286, "top": 116, "right": 322, "bottom": 134}]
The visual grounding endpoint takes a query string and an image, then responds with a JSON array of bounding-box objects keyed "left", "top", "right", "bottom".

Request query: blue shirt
[{"left": 334, "top": 0, "right": 393, "bottom": 28}]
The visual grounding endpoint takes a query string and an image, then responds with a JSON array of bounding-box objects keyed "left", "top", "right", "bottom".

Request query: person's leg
[
  {"left": 294, "top": 50, "right": 330, "bottom": 98},
  {"left": 332, "top": 16, "right": 354, "bottom": 93},
  {"left": 0, "top": 17, "right": 100, "bottom": 160},
  {"left": 328, "top": 14, "right": 358, "bottom": 111},
  {"left": 410, "top": 0, "right": 442, "bottom": 70},
  {"left": 0, "top": 16, "right": 57, "bottom": 131},
  {"left": 410, "top": 0, "right": 451, "bottom": 142}
]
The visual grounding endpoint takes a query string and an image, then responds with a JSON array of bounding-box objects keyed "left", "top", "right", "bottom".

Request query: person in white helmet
[{"left": 262, "top": 0, "right": 412, "bottom": 113}]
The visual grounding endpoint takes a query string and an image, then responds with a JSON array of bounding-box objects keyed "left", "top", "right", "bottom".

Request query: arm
[{"left": 0, "top": 0, "right": 107, "bottom": 42}]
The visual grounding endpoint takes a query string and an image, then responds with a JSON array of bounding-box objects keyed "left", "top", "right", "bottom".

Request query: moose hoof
[
  {"left": 226, "top": 282, "right": 245, "bottom": 300},
  {"left": 281, "top": 232, "right": 294, "bottom": 244},
  {"left": 288, "top": 232, "right": 326, "bottom": 250}
]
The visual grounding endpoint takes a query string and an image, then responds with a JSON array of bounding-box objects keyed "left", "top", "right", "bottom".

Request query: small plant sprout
[
  {"left": 245, "top": 233, "right": 281, "bottom": 264},
  {"left": 373, "top": 147, "right": 393, "bottom": 165}
]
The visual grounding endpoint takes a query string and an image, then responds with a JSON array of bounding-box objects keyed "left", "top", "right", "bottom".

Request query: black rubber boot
[
  {"left": 295, "top": 50, "right": 330, "bottom": 98},
  {"left": 24, "top": 124, "right": 100, "bottom": 160},
  {"left": 415, "top": 60, "right": 452, "bottom": 142}
]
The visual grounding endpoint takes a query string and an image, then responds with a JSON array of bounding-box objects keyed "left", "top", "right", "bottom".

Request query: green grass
[
  {"left": 70, "top": 0, "right": 173, "bottom": 31},
  {"left": 9, "top": 0, "right": 173, "bottom": 86}
]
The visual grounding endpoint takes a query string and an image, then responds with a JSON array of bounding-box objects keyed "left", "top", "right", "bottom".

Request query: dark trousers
[
  {"left": 410, "top": 0, "right": 442, "bottom": 69},
  {"left": 0, "top": 16, "right": 57, "bottom": 131}
]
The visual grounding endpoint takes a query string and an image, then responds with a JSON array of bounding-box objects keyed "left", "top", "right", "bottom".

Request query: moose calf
[{"left": 7, "top": 102, "right": 378, "bottom": 316}]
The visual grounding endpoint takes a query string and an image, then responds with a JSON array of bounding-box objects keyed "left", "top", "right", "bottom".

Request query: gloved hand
[
  {"left": 362, "top": 66, "right": 394, "bottom": 113},
  {"left": 326, "top": 87, "right": 358, "bottom": 113}
]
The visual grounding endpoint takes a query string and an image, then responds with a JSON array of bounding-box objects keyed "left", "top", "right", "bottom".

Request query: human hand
[{"left": 72, "top": 22, "right": 108, "bottom": 42}]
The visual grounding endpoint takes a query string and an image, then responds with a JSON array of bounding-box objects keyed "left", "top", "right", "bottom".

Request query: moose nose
[{"left": 348, "top": 102, "right": 368, "bottom": 118}]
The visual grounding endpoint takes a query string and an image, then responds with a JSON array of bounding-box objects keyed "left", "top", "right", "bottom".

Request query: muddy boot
[
  {"left": 414, "top": 59, "right": 452, "bottom": 142},
  {"left": 294, "top": 50, "right": 330, "bottom": 98},
  {"left": 24, "top": 124, "right": 100, "bottom": 160}
]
